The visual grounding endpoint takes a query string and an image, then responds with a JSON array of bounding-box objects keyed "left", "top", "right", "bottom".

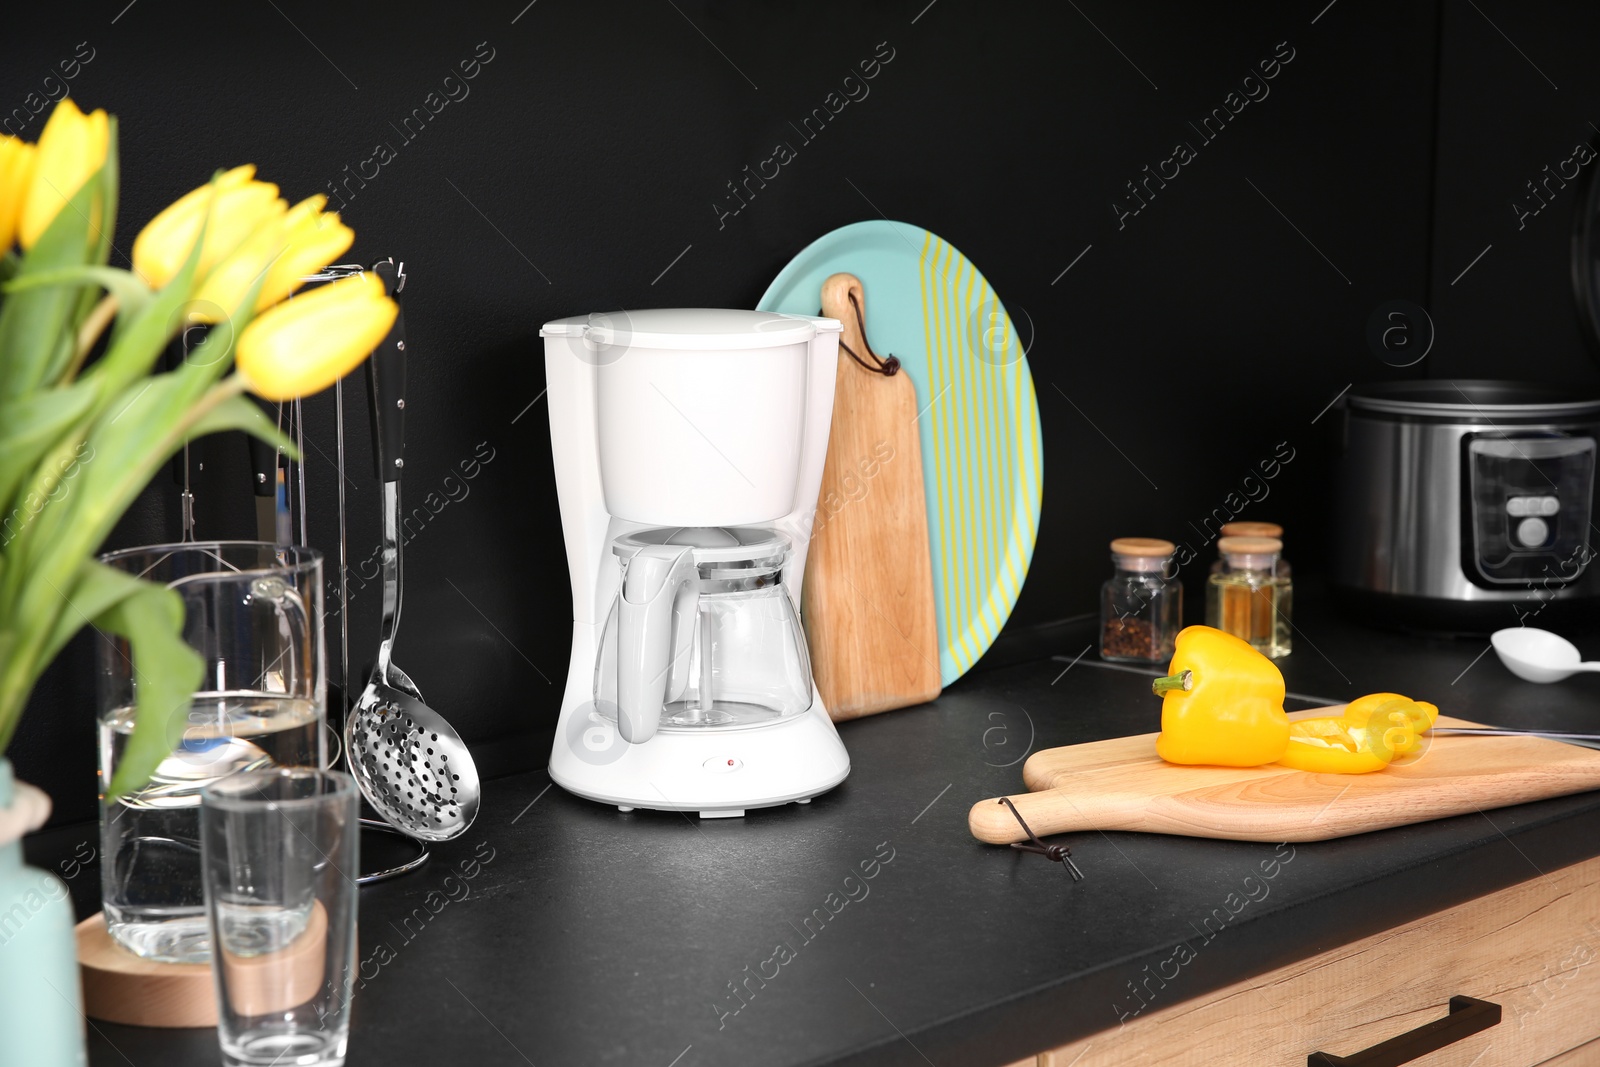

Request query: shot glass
[{"left": 201, "top": 769, "right": 359, "bottom": 1067}]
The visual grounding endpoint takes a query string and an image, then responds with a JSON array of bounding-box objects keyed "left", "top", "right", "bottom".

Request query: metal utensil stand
[{"left": 301, "top": 262, "right": 430, "bottom": 886}]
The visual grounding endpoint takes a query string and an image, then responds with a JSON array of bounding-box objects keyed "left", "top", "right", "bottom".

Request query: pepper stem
[{"left": 1151, "top": 670, "right": 1193, "bottom": 695}]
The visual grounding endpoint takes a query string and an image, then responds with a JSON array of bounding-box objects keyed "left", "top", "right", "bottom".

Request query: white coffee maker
[{"left": 541, "top": 309, "right": 851, "bottom": 817}]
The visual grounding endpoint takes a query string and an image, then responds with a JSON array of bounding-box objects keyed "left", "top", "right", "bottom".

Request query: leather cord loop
[
  {"left": 839, "top": 290, "right": 900, "bottom": 376},
  {"left": 999, "top": 796, "right": 1085, "bottom": 880}
]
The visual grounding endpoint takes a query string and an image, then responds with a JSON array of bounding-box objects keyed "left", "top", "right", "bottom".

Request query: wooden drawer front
[
  {"left": 1023, "top": 855, "right": 1600, "bottom": 1067},
  {"left": 1541, "top": 1037, "right": 1600, "bottom": 1064}
]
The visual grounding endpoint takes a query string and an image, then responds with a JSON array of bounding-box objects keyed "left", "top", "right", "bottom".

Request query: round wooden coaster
[
  {"left": 77, "top": 904, "right": 329, "bottom": 1029},
  {"left": 76, "top": 913, "right": 216, "bottom": 1029}
]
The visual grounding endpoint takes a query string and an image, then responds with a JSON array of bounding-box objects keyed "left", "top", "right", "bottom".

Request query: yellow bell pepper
[
  {"left": 236, "top": 273, "right": 397, "bottom": 401},
  {"left": 131, "top": 164, "right": 284, "bottom": 288},
  {"left": 1276, "top": 693, "right": 1437, "bottom": 773},
  {"left": 0, "top": 134, "right": 38, "bottom": 252},
  {"left": 1153, "top": 625, "right": 1289, "bottom": 767},
  {"left": 18, "top": 97, "right": 110, "bottom": 249}
]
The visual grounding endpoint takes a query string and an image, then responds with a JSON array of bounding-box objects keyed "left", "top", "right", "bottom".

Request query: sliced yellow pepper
[
  {"left": 1276, "top": 693, "right": 1438, "bottom": 774},
  {"left": 1344, "top": 692, "right": 1438, "bottom": 728},
  {"left": 1277, "top": 717, "right": 1401, "bottom": 773}
]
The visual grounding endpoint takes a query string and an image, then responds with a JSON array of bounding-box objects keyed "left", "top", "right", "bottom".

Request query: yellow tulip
[
  {"left": 190, "top": 195, "right": 354, "bottom": 322},
  {"left": 132, "top": 165, "right": 284, "bottom": 288},
  {"left": 236, "top": 273, "right": 397, "bottom": 401},
  {"left": 256, "top": 197, "right": 353, "bottom": 307},
  {"left": 18, "top": 98, "right": 109, "bottom": 249},
  {"left": 142, "top": 163, "right": 256, "bottom": 228},
  {"left": 0, "top": 135, "right": 37, "bottom": 251},
  {"left": 188, "top": 211, "right": 285, "bottom": 322}
]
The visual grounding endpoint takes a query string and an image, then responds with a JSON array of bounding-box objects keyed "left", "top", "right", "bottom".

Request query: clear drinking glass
[
  {"left": 96, "top": 542, "right": 325, "bottom": 963},
  {"left": 201, "top": 768, "right": 359, "bottom": 1067}
]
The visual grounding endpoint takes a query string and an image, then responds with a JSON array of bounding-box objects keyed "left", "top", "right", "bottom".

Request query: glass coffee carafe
[{"left": 594, "top": 527, "right": 813, "bottom": 743}]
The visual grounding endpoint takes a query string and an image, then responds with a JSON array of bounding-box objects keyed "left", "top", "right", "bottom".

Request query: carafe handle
[
  {"left": 249, "top": 572, "right": 320, "bottom": 706},
  {"left": 617, "top": 545, "right": 699, "bottom": 744}
]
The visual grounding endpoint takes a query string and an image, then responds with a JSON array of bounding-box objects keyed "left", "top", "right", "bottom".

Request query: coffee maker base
[{"left": 548, "top": 702, "right": 851, "bottom": 818}]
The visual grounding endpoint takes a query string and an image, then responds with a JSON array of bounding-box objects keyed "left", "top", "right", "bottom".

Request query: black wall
[
  {"left": 7, "top": 1, "right": 1598, "bottom": 825},
  {"left": 1429, "top": 2, "right": 1600, "bottom": 381}
]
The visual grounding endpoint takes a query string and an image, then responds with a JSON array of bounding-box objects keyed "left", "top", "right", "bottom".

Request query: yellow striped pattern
[{"left": 918, "top": 232, "right": 1043, "bottom": 683}]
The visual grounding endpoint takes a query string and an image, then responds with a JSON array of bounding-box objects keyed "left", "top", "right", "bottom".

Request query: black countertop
[{"left": 29, "top": 605, "right": 1600, "bottom": 1067}]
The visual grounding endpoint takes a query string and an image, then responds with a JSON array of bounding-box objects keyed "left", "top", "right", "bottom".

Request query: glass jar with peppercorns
[{"left": 1100, "top": 538, "right": 1182, "bottom": 663}]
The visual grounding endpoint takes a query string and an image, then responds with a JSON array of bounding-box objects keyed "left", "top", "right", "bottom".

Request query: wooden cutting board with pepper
[
  {"left": 970, "top": 714, "right": 1600, "bottom": 844},
  {"left": 970, "top": 626, "right": 1600, "bottom": 845}
]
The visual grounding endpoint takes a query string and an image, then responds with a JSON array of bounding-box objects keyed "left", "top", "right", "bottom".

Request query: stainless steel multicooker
[{"left": 1333, "top": 380, "right": 1600, "bottom": 633}]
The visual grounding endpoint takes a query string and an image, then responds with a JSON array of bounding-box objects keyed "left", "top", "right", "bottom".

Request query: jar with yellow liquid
[{"left": 1206, "top": 536, "right": 1292, "bottom": 658}]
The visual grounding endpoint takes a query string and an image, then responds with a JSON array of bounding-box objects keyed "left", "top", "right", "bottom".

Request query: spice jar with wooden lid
[
  {"left": 1207, "top": 536, "right": 1293, "bottom": 658},
  {"left": 1100, "top": 538, "right": 1182, "bottom": 663},
  {"left": 1212, "top": 521, "right": 1291, "bottom": 578}
]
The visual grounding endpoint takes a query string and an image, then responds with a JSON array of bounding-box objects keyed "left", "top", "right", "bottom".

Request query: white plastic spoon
[{"left": 1490, "top": 627, "right": 1600, "bottom": 684}]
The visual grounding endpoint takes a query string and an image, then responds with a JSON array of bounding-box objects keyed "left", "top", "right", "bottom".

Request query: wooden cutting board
[
  {"left": 803, "top": 273, "right": 942, "bottom": 721},
  {"left": 969, "top": 711, "right": 1600, "bottom": 844}
]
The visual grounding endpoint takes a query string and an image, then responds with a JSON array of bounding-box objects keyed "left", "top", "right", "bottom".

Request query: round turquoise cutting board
[{"left": 759, "top": 220, "right": 1043, "bottom": 686}]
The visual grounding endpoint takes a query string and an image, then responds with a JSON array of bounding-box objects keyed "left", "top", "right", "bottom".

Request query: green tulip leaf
[
  {"left": 0, "top": 172, "right": 100, "bottom": 400},
  {"left": 6, "top": 373, "right": 198, "bottom": 622},
  {"left": 57, "top": 374, "right": 201, "bottom": 553},
  {"left": 5, "top": 266, "right": 154, "bottom": 336},
  {"left": 37, "top": 558, "right": 147, "bottom": 669},
  {"left": 13, "top": 374, "right": 265, "bottom": 622},
  {"left": 81, "top": 257, "right": 203, "bottom": 401},
  {"left": 95, "top": 576, "right": 203, "bottom": 800},
  {"left": 0, "top": 379, "right": 99, "bottom": 517}
]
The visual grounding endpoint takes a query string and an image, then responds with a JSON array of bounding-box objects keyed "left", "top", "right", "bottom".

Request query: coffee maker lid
[
  {"left": 540, "top": 309, "right": 840, "bottom": 350},
  {"left": 612, "top": 525, "right": 788, "bottom": 563}
]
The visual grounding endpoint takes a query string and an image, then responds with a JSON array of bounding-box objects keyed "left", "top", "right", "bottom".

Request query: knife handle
[{"left": 367, "top": 260, "right": 406, "bottom": 483}]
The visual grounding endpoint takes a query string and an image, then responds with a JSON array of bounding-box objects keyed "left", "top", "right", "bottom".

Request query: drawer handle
[{"left": 1307, "top": 996, "right": 1501, "bottom": 1067}]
